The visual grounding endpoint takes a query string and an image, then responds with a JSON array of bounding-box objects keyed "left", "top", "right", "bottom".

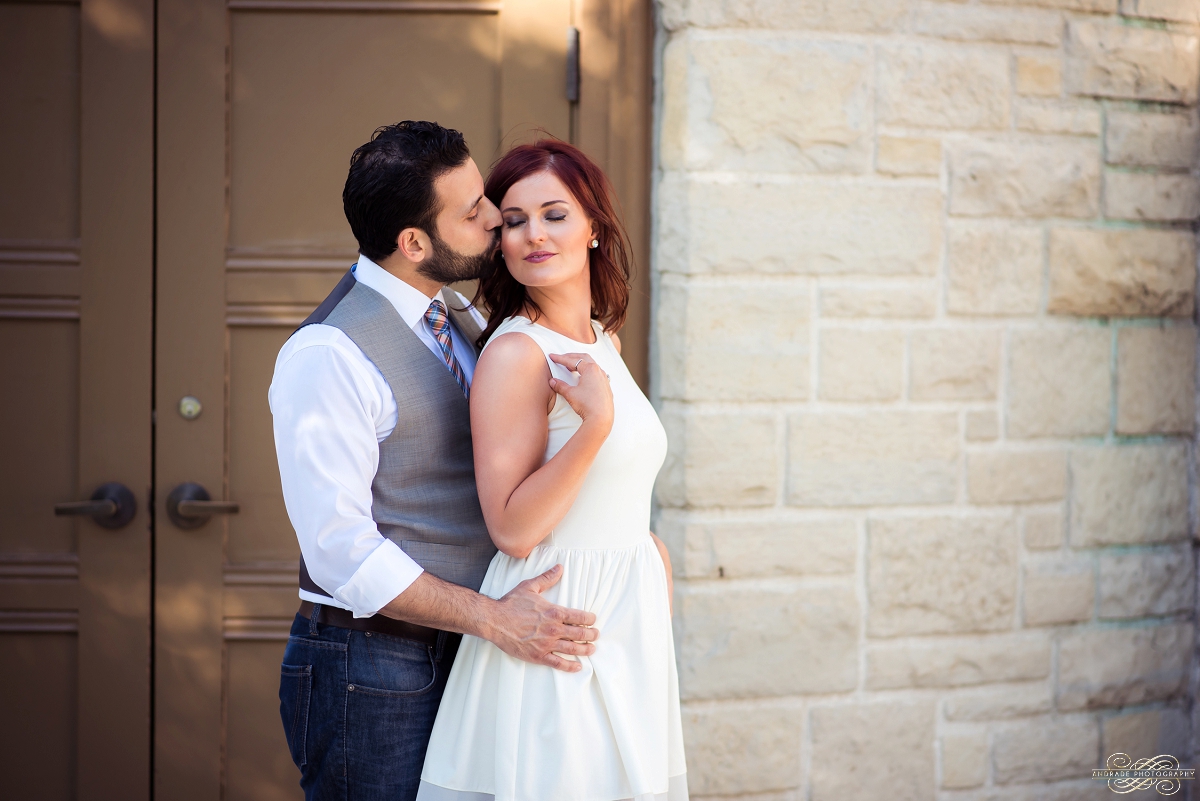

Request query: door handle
[
  {"left": 167, "top": 482, "right": 240, "bottom": 530},
  {"left": 54, "top": 482, "right": 138, "bottom": 529}
]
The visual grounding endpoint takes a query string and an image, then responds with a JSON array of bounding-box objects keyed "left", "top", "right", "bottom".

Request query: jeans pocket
[
  {"left": 349, "top": 632, "right": 437, "bottom": 697},
  {"left": 279, "top": 663, "right": 313, "bottom": 769}
]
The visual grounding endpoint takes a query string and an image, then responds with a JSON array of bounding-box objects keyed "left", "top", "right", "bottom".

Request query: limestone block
[
  {"left": 982, "top": 0, "right": 1115, "bottom": 9},
  {"left": 942, "top": 731, "right": 988, "bottom": 790},
  {"left": 656, "top": 406, "right": 779, "bottom": 508},
  {"left": 1119, "top": 0, "right": 1200, "bottom": 24},
  {"left": 1102, "top": 707, "right": 1190, "bottom": 761},
  {"left": 1065, "top": 21, "right": 1200, "bottom": 104},
  {"left": 911, "top": 1, "right": 1062, "bottom": 45},
  {"left": 1057, "top": 623, "right": 1193, "bottom": 710},
  {"left": 966, "top": 409, "right": 1000, "bottom": 441},
  {"left": 656, "top": 277, "right": 809, "bottom": 402},
  {"left": 878, "top": 45, "right": 1010, "bottom": 130},
  {"left": 682, "top": 702, "right": 801, "bottom": 795},
  {"left": 947, "top": 224, "right": 1044, "bottom": 316},
  {"left": 1015, "top": 100, "right": 1102, "bottom": 136},
  {"left": 1069, "top": 444, "right": 1189, "bottom": 547},
  {"left": 948, "top": 138, "right": 1100, "bottom": 219},
  {"left": 669, "top": 517, "right": 858, "bottom": 579},
  {"left": 818, "top": 328, "right": 904, "bottom": 401},
  {"left": 810, "top": 702, "right": 935, "bottom": 801},
  {"left": 1047, "top": 228, "right": 1196, "bottom": 318},
  {"left": 658, "top": 0, "right": 912, "bottom": 32},
  {"left": 993, "top": 717, "right": 1099, "bottom": 784},
  {"left": 1024, "top": 510, "right": 1065, "bottom": 551},
  {"left": 656, "top": 174, "right": 944, "bottom": 276},
  {"left": 1106, "top": 111, "right": 1200, "bottom": 169},
  {"left": 1006, "top": 328, "right": 1110, "bottom": 439},
  {"left": 1116, "top": 326, "right": 1196, "bottom": 435},
  {"left": 788, "top": 411, "right": 959, "bottom": 506},
  {"left": 868, "top": 516, "right": 1018, "bottom": 636},
  {"left": 676, "top": 580, "right": 858, "bottom": 699},
  {"left": 944, "top": 682, "right": 1054, "bottom": 721},
  {"left": 910, "top": 329, "right": 1000, "bottom": 400},
  {"left": 877, "top": 136, "right": 942, "bottom": 177},
  {"left": 1023, "top": 563, "right": 1095, "bottom": 625},
  {"left": 867, "top": 632, "right": 1052, "bottom": 689},
  {"left": 1104, "top": 172, "right": 1200, "bottom": 222},
  {"left": 1098, "top": 544, "right": 1195, "bottom": 619},
  {"left": 661, "top": 33, "right": 872, "bottom": 173},
  {"left": 967, "top": 449, "right": 1067, "bottom": 504},
  {"left": 1017, "top": 55, "right": 1063, "bottom": 97},
  {"left": 820, "top": 282, "right": 936, "bottom": 318}
]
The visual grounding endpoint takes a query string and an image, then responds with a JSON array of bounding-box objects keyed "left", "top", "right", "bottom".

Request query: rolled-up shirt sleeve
[{"left": 269, "top": 333, "right": 423, "bottom": 618}]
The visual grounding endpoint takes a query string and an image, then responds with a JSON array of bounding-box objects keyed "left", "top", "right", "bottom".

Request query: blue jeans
[{"left": 279, "top": 607, "right": 460, "bottom": 800}]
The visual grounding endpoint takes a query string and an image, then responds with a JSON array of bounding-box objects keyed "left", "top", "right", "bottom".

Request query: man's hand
[
  {"left": 379, "top": 563, "right": 598, "bottom": 674},
  {"left": 483, "top": 564, "right": 598, "bottom": 673}
]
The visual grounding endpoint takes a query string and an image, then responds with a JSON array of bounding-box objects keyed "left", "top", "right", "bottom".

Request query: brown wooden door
[
  {"left": 0, "top": 0, "right": 646, "bottom": 797},
  {"left": 153, "top": 1, "right": 650, "bottom": 799},
  {"left": 0, "top": 0, "right": 155, "bottom": 798}
]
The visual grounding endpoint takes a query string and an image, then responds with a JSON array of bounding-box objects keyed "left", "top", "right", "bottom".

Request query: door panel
[
  {"left": 0, "top": 634, "right": 77, "bottom": 800},
  {"left": 156, "top": 1, "right": 644, "bottom": 797},
  {"left": 0, "top": 0, "right": 155, "bottom": 797},
  {"left": 0, "top": 319, "right": 80, "bottom": 555},
  {"left": 0, "top": 3, "right": 80, "bottom": 241},
  {"left": 230, "top": 10, "right": 502, "bottom": 252}
]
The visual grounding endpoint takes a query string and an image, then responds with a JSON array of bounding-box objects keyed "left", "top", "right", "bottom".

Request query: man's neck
[{"left": 371, "top": 252, "right": 443, "bottom": 299}]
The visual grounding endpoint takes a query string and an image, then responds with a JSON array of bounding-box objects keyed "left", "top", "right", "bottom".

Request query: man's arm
[
  {"left": 271, "top": 330, "right": 597, "bottom": 672},
  {"left": 379, "top": 564, "right": 598, "bottom": 672}
]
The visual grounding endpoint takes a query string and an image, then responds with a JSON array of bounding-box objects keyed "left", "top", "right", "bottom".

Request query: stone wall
[{"left": 650, "top": 1, "right": 1200, "bottom": 798}]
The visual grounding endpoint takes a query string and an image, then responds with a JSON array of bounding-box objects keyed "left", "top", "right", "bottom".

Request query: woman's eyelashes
[{"left": 503, "top": 212, "right": 568, "bottom": 229}]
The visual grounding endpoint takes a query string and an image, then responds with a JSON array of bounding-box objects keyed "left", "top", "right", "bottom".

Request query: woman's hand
[
  {"left": 548, "top": 353, "right": 614, "bottom": 437},
  {"left": 649, "top": 532, "right": 674, "bottom": 616}
]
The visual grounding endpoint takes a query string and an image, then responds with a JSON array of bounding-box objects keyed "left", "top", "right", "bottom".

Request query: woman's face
[{"left": 498, "top": 170, "right": 596, "bottom": 289}]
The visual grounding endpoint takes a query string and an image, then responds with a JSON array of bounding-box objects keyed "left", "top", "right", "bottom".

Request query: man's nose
[{"left": 480, "top": 196, "right": 502, "bottom": 230}]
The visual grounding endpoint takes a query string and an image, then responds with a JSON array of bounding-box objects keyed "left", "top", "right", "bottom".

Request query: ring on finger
[{"left": 574, "top": 358, "right": 583, "bottom": 372}]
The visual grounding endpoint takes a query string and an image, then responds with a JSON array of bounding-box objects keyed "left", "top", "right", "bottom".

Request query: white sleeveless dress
[{"left": 416, "top": 316, "right": 688, "bottom": 801}]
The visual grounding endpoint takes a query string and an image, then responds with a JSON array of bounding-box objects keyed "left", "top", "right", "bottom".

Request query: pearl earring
[{"left": 590, "top": 239, "right": 599, "bottom": 249}]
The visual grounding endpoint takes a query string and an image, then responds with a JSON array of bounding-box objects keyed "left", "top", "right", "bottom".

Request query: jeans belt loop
[{"left": 308, "top": 602, "right": 322, "bottom": 636}]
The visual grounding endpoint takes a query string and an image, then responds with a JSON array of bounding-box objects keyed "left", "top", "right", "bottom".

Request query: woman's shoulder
[{"left": 479, "top": 316, "right": 551, "bottom": 363}]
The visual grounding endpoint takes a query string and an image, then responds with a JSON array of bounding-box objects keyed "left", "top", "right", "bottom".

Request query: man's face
[{"left": 417, "top": 158, "right": 502, "bottom": 285}]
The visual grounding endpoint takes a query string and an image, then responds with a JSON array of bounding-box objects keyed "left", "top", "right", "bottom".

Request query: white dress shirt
[{"left": 268, "top": 255, "right": 485, "bottom": 617}]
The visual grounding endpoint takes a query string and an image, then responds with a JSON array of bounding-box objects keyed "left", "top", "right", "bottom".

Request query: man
[{"left": 271, "top": 121, "right": 599, "bottom": 800}]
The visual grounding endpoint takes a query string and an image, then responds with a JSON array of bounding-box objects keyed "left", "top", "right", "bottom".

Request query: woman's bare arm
[{"left": 471, "top": 333, "right": 614, "bottom": 559}]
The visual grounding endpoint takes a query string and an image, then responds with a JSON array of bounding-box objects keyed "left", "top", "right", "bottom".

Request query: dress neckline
[{"left": 515, "top": 315, "right": 603, "bottom": 347}]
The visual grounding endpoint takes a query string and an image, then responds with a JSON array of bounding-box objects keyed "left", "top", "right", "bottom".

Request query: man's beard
[{"left": 417, "top": 229, "right": 499, "bottom": 285}]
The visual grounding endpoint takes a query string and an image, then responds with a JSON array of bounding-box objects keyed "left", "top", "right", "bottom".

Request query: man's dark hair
[{"left": 343, "top": 121, "right": 471, "bottom": 263}]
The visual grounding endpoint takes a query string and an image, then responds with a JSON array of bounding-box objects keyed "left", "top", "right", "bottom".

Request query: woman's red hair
[{"left": 475, "top": 139, "right": 632, "bottom": 347}]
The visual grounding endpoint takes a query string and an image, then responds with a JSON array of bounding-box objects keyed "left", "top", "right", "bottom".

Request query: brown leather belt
[{"left": 298, "top": 600, "right": 450, "bottom": 646}]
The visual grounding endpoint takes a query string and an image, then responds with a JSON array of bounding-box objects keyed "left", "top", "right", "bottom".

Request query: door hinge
[{"left": 566, "top": 26, "right": 580, "bottom": 103}]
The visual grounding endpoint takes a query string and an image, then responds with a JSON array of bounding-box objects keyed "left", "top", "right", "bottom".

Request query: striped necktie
[{"left": 424, "top": 299, "right": 470, "bottom": 399}]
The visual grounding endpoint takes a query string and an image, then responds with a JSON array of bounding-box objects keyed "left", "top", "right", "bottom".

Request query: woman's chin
[{"left": 505, "top": 266, "right": 578, "bottom": 290}]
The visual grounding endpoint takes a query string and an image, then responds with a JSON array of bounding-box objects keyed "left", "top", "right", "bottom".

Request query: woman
[{"left": 416, "top": 140, "right": 687, "bottom": 801}]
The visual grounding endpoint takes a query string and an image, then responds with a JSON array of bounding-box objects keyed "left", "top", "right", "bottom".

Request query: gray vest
[{"left": 295, "top": 270, "right": 496, "bottom": 598}]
